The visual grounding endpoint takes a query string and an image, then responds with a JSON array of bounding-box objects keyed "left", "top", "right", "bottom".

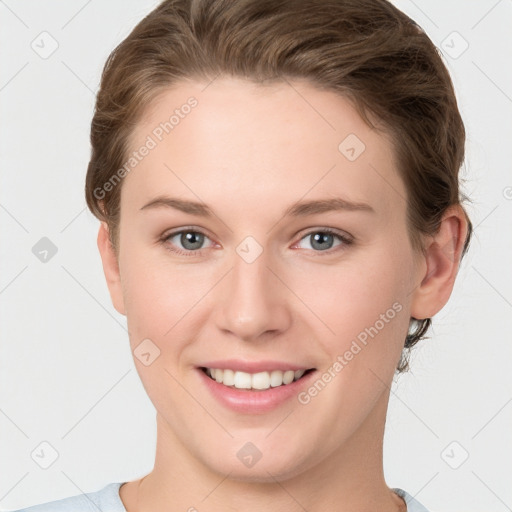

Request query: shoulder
[
  {"left": 8, "top": 482, "right": 126, "bottom": 512},
  {"left": 393, "top": 488, "right": 430, "bottom": 512}
]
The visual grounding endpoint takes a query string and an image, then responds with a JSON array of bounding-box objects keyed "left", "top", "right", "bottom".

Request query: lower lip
[{"left": 197, "top": 368, "right": 317, "bottom": 414}]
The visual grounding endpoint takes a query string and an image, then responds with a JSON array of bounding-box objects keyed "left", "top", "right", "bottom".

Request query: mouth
[{"left": 199, "top": 366, "right": 316, "bottom": 391}]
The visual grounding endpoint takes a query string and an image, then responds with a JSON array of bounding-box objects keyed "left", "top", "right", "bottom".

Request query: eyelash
[{"left": 159, "top": 227, "right": 353, "bottom": 257}]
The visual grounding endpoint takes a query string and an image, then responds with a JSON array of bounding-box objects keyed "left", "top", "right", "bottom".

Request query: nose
[{"left": 213, "top": 246, "right": 292, "bottom": 342}]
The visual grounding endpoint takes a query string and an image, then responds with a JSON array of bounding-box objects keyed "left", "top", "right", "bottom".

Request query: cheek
[
  {"left": 120, "top": 246, "right": 218, "bottom": 354},
  {"left": 118, "top": 254, "right": 208, "bottom": 403},
  {"left": 292, "top": 244, "right": 413, "bottom": 364},
  {"left": 120, "top": 226, "right": 414, "bottom": 365},
  {"left": 292, "top": 248, "right": 412, "bottom": 421}
]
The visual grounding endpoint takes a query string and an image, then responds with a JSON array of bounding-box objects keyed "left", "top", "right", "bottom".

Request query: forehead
[{"left": 122, "top": 77, "right": 405, "bottom": 220}]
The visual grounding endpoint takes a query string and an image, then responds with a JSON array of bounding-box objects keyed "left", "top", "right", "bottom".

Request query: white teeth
[
  {"left": 222, "top": 368, "right": 235, "bottom": 386},
  {"left": 252, "top": 371, "right": 270, "bottom": 390},
  {"left": 294, "top": 369, "right": 305, "bottom": 380},
  {"left": 270, "top": 370, "right": 283, "bottom": 387},
  {"left": 233, "top": 371, "right": 252, "bottom": 389},
  {"left": 283, "top": 370, "right": 295, "bottom": 385},
  {"left": 204, "top": 368, "right": 308, "bottom": 390}
]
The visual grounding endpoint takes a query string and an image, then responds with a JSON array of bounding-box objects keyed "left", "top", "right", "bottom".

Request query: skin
[{"left": 97, "top": 76, "right": 468, "bottom": 512}]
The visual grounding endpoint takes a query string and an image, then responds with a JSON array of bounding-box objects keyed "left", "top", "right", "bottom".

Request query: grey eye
[
  {"left": 166, "top": 231, "right": 208, "bottom": 251},
  {"left": 298, "top": 231, "right": 344, "bottom": 251},
  {"left": 178, "top": 231, "right": 205, "bottom": 250}
]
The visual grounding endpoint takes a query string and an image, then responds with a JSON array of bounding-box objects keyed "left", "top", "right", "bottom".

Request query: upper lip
[{"left": 198, "top": 359, "right": 315, "bottom": 373}]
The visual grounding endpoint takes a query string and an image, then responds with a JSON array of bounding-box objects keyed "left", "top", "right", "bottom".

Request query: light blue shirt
[{"left": 9, "top": 482, "right": 430, "bottom": 511}]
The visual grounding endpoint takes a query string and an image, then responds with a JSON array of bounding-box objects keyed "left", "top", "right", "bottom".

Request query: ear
[
  {"left": 410, "top": 205, "right": 469, "bottom": 320},
  {"left": 97, "top": 222, "right": 126, "bottom": 316}
]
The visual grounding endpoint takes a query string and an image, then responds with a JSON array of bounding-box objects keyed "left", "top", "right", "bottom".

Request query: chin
[{"left": 199, "top": 442, "right": 313, "bottom": 483}]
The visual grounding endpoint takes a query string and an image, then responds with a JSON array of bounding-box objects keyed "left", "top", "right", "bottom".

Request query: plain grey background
[{"left": 0, "top": 1, "right": 511, "bottom": 511}]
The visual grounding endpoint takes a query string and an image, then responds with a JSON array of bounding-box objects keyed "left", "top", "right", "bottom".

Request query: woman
[{"left": 13, "top": 0, "right": 472, "bottom": 510}]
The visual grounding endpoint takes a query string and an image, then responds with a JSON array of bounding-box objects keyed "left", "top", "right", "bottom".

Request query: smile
[{"left": 201, "top": 367, "right": 314, "bottom": 391}]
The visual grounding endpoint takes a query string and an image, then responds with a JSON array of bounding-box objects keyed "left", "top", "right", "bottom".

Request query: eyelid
[
  {"left": 292, "top": 227, "right": 353, "bottom": 252},
  {"left": 296, "top": 226, "right": 353, "bottom": 242},
  {"left": 160, "top": 226, "right": 353, "bottom": 256},
  {"left": 160, "top": 227, "right": 217, "bottom": 256},
  {"left": 161, "top": 226, "right": 213, "bottom": 241}
]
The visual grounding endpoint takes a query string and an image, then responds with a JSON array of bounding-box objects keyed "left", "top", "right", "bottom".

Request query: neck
[{"left": 121, "top": 388, "right": 405, "bottom": 512}]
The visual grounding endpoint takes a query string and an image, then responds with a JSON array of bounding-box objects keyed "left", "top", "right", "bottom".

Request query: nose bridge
[{"left": 215, "top": 239, "right": 290, "bottom": 341}]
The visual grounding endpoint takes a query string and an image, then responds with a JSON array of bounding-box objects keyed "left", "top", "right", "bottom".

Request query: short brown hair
[{"left": 85, "top": 0, "right": 473, "bottom": 373}]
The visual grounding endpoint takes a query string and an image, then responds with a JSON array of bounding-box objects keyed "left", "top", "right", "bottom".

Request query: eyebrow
[{"left": 139, "top": 196, "right": 375, "bottom": 217}]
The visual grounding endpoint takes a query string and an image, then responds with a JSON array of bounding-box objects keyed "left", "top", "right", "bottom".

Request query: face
[{"left": 101, "top": 76, "right": 428, "bottom": 481}]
